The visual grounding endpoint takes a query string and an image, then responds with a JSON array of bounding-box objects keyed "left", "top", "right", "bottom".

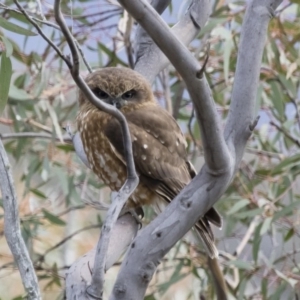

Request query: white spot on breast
[
  {"left": 142, "top": 155, "right": 146, "bottom": 160},
  {"left": 143, "top": 144, "right": 148, "bottom": 149},
  {"left": 176, "top": 140, "right": 179, "bottom": 146},
  {"left": 133, "top": 136, "right": 137, "bottom": 141},
  {"left": 96, "top": 153, "right": 105, "bottom": 167},
  {"left": 110, "top": 171, "right": 118, "bottom": 182}
]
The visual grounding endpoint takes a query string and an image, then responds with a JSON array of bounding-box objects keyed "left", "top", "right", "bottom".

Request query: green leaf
[
  {"left": 237, "top": 277, "right": 248, "bottom": 300},
  {"left": 56, "top": 144, "right": 74, "bottom": 152},
  {"left": 9, "top": 84, "right": 32, "bottom": 100},
  {"left": 0, "top": 54, "right": 12, "bottom": 115},
  {"left": 0, "top": 16, "right": 37, "bottom": 36},
  {"left": 229, "top": 260, "right": 253, "bottom": 270},
  {"left": 261, "top": 277, "right": 268, "bottom": 299},
  {"left": 30, "top": 188, "right": 47, "bottom": 199},
  {"left": 270, "top": 81, "right": 285, "bottom": 120},
  {"left": 235, "top": 208, "right": 263, "bottom": 219},
  {"left": 144, "top": 295, "right": 156, "bottom": 300},
  {"left": 271, "top": 153, "right": 300, "bottom": 176},
  {"left": 1, "top": 36, "right": 13, "bottom": 57},
  {"left": 284, "top": 228, "right": 294, "bottom": 242},
  {"left": 227, "top": 199, "right": 249, "bottom": 215},
  {"left": 42, "top": 209, "right": 66, "bottom": 226},
  {"left": 272, "top": 199, "right": 300, "bottom": 221},
  {"left": 223, "top": 38, "right": 233, "bottom": 83},
  {"left": 198, "top": 18, "right": 227, "bottom": 37},
  {"left": 260, "top": 217, "right": 272, "bottom": 235},
  {"left": 253, "top": 222, "right": 262, "bottom": 263}
]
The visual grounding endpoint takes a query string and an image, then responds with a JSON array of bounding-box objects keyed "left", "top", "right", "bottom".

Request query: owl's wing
[
  {"left": 104, "top": 104, "right": 191, "bottom": 200},
  {"left": 104, "top": 104, "right": 222, "bottom": 229}
]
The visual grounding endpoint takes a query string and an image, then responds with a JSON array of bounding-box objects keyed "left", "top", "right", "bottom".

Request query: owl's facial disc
[{"left": 92, "top": 87, "right": 136, "bottom": 109}]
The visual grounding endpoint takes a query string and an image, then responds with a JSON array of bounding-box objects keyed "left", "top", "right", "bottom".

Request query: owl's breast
[
  {"left": 77, "top": 109, "right": 127, "bottom": 191},
  {"left": 77, "top": 108, "right": 161, "bottom": 208}
]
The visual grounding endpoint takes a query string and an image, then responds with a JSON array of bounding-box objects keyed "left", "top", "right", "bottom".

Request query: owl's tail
[{"left": 194, "top": 207, "right": 222, "bottom": 259}]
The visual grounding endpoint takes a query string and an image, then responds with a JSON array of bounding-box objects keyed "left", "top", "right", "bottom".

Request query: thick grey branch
[
  {"left": 119, "top": 0, "right": 229, "bottom": 174},
  {"left": 0, "top": 140, "right": 41, "bottom": 299},
  {"left": 135, "top": 0, "right": 210, "bottom": 84},
  {"left": 66, "top": 213, "right": 139, "bottom": 299},
  {"left": 224, "top": 0, "right": 283, "bottom": 165},
  {"left": 110, "top": 0, "right": 282, "bottom": 299}
]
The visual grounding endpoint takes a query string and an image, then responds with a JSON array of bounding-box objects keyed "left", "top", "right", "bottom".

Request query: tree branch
[
  {"left": 110, "top": 0, "right": 282, "bottom": 299},
  {"left": 120, "top": 0, "right": 230, "bottom": 174},
  {"left": 134, "top": 0, "right": 211, "bottom": 84},
  {"left": 15, "top": 0, "right": 140, "bottom": 298},
  {"left": 0, "top": 139, "right": 41, "bottom": 299},
  {"left": 0, "top": 132, "right": 71, "bottom": 142},
  {"left": 224, "top": 0, "right": 283, "bottom": 164},
  {"left": 66, "top": 213, "right": 139, "bottom": 299}
]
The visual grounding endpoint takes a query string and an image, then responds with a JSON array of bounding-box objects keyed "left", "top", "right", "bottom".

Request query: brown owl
[{"left": 76, "top": 67, "right": 222, "bottom": 258}]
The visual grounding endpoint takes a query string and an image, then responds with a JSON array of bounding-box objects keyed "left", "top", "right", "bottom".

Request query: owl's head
[{"left": 78, "top": 67, "right": 155, "bottom": 111}]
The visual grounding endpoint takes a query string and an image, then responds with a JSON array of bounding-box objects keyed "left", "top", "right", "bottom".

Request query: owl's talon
[{"left": 125, "top": 208, "right": 144, "bottom": 229}]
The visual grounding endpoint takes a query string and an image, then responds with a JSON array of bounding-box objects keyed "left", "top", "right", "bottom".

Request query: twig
[
  {"left": 0, "top": 139, "right": 41, "bottom": 299},
  {"left": 0, "top": 3, "right": 61, "bottom": 30},
  {"left": 54, "top": 0, "right": 139, "bottom": 297},
  {"left": 245, "top": 147, "right": 282, "bottom": 159},
  {"left": 0, "top": 132, "right": 72, "bottom": 142},
  {"left": 270, "top": 121, "right": 300, "bottom": 148},
  {"left": 172, "top": 80, "right": 185, "bottom": 119},
  {"left": 233, "top": 215, "right": 260, "bottom": 257},
  {"left": 35, "top": 224, "right": 100, "bottom": 264},
  {"left": 74, "top": 40, "right": 93, "bottom": 73},
  {"left": 35, "top": 0, "right": 46, "bottom": 21},
  {"left": 14, "top": 0, "right": 73, "bottom": 68},
  {"left": 159, "top": 68, "right": 173, "bottom": 115}
]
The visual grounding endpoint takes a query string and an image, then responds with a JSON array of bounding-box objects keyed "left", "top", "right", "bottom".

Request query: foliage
[{"left": 0, "top": 0, "right": 299, "bottom": 299}]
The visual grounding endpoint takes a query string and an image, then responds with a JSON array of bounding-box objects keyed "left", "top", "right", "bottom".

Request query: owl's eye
[
  {"left": 122, "top": 90, "right": 135, "bottom": 100},
  {"left": 93, "top": 88, "right": 109, "bottom": 99}
]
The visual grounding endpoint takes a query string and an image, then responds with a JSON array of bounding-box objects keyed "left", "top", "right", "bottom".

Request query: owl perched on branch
[{"left": 77, "top": 67, "right": 222, "bottom": 258}]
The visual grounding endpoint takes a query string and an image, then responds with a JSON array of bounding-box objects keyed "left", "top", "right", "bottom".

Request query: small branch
[
  {"left": 0, "top": 132, "right": 72, "bottom": 142},
  {"left": 35, "top": 224, "right": 100, "bottom": 264},
  {"left": 53, "top": 1, "right": 140, "bottom": 297},
  {"left": 134, "top": 0, "right": 210, "bottom": 84},
  {"left": 270, "top": 121, "right": 300, "bottom": 148},
  {"left": 159, "top": 68, "right": 173, "bottom": 114},
  {"left": 233, "top": 215, "right": 260, "bottom": 257},
  {"left": 35, "top": 0, "right": 46, "bottom": 21},
  {"left": 66, "top": 213, "right": 139, "bottom": 299},
  {"left": 0, "top": 3, "right": 61, "bottom": 30},
  {"left": 0, "top": 140, "right": 41, "bottom": 299},
  {"left": 14, "top": 0, "right": 73, "bottom": 69},
  {"left": 75, "top": 40, "right": 93, "bottom": 73},
  {"left": 246, "top": 147, "right": 282, "bottom": 159}
]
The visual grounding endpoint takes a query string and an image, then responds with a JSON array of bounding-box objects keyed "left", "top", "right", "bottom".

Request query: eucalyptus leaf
[
  {"left": 1, "top": 36, "right": 13, "bottom": 57},
  {"left": 0, "top": 53, "right": 12, "bottom": 115},
  {"left": 0, "top": 16, "right": 37, "bottom": 36}
]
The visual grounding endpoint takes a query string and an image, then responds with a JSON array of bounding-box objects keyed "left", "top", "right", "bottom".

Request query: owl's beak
[{"left": 110, "top": 97, "right": 122, "bottom": 109}]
